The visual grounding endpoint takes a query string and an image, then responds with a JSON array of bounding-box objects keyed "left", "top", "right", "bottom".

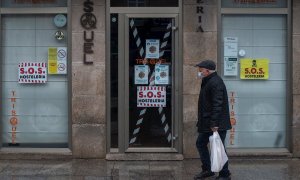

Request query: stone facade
[
  {"left": 68, "top": 0, "right": 300, "bottom": 159},
  {"left": 71, "top": 0, "right": 106, "bottom": 158},
  {"left": 182, "top": 0, "right": 218, "bottom": 158}
]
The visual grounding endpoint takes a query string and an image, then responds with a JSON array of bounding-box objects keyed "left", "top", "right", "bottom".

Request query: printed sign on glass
[
  {"left": 18, "top": 62, "right": 47, "bottom": 83},
  {"left": 48, "top": 47, "right": 67, "bottom": 74},
  {"left": 240, "top": 58, "right": 269, "bottom": 79},
  {"left": 224, "top": 37, "right": 238, "bottom": 57},
  {"left": 155, "top": 64, "right": 169, "bottom": 85},
  {"left": 228, "top": 91, "right": 238, "bottom": 147},
  {"left": 224, "top": 57, "right": 238, "bottom": 76},
  {"left": 135, "top": 65, "right": 149, "bottom": 84},
  {"left": 9, "top": 90, "right": 18, "bottom": 144},
  {"left": 145, "top": 39, "right": 160, "bottom": 59},
  {"left": 137, "top": 86, "right": 166, "bottom": 107}
]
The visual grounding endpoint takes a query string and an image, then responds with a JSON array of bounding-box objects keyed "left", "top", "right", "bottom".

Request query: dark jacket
[{"left": 197, "top": 72, "right": 232, "bottom": 132}]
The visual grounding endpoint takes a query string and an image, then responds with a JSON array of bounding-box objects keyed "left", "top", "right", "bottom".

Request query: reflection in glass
[
  {"left": 128, "top": 18, "right": 173, "bottom": 147},
  {"left": 110, "top": 14, "right": 119, "bottom": 148},
  {"left": 222, "top": 15, "right": 287, "bottom": 148},
  {"left": 1, "top": 14, "right": 68, "bottom": 147}
]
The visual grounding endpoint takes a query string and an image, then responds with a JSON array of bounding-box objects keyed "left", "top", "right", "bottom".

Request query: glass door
[{"left": 124, "top": 14, "right": 178, "bottom": 150}]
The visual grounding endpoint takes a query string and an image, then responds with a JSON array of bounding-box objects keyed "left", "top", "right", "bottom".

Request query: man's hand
[{"left": 211, "top": 127, "right": 219, "bottom": 132}]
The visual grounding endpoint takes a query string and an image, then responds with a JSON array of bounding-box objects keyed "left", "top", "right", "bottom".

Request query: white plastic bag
[{"left": 209, "top": 131, "right": 228, "bottom": 172}]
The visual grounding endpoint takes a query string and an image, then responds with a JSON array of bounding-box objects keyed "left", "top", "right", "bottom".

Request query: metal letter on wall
[
  {"left": 196, "top": 0, "right": 204, "bottom": 32},
  {"left": 81, "top": 0, "right": 97, "bottom": 64}
]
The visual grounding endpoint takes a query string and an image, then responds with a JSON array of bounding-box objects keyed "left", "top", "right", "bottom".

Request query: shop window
[
  {"left": 221, "top": 0, "right": 287, "bottom": 8},
  {"left": 1, "top": 0, "right": 67, "bottom": 7},
  {"left": 110, "top": 0, "right": 178, "bottom": 7},
  {"left": 1, "top": 14, "right": 68, "bottom": 147},
  {"left": 222, "top": 15, "right": 287, "bottom": 148}
]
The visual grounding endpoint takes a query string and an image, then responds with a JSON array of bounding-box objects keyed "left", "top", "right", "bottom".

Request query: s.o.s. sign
[
  {"left": 18, "top": 62, "right": 47, "bottom": 83},
  {"left": 137, "top": 86, "right": 166, "bottom": 107}
]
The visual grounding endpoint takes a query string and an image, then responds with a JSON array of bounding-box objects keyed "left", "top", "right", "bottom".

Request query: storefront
[
  {"left": 221, "top": 1, "right": 289, "bottom": 149},
  {"left": 0, "top": 0, "right": 69, "bottom": 150},
  {"left": 0, "top": 0, "right": 299, "bottom": 159}
]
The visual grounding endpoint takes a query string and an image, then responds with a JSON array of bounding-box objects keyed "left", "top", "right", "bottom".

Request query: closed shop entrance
[
  {"left": 108, "top": 1, "right": 182, "bottom": 153},
  {"left": 220, "top": 0, "right": 290, "bottom": 149}
]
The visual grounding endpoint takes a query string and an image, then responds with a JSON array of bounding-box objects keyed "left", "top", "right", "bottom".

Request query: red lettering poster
[
  {"left": 137, "top": 86, "right": 166, "bottom": 107},
  {"left": 18, "top": 62, "right": 47, "bottom": 83}
]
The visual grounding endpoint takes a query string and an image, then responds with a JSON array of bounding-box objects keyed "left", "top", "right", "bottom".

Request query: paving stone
[{"left": 0, "top": 159, "right": 299, "bottom": 179}]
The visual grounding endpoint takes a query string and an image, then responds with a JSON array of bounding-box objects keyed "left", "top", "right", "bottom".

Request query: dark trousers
[{"left": 196, "top": 130, "right": 230, "bottom": 177}]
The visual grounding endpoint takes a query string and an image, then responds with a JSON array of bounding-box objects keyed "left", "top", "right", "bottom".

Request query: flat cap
[{"left": 195, "top": 60, "right": 216, "bottom": 70}]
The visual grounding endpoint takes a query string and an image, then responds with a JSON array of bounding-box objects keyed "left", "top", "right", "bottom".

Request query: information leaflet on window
[
  {"left": 224, "top": 57, "right": 238, "bottom": 76},
  {"left": 145, "top": 39, "right": 160, "bottom": 59},
  {"left": 240, "top": 58, "right": 269, "bottom": 79},
  {"left": 18, "top": 62, "right": 47, "bottom": 83},
  {"left": 224, "top": 37, "right": 238, "bottom": 57},
  {"left": 137, "top": 86, "right": 166, "bottom": 107},
  {"left": 155, "top": 64, "right": 169, "bottom": 85},
  {"left": 135, "top": 65, "right": 149, "bottom": 84}
]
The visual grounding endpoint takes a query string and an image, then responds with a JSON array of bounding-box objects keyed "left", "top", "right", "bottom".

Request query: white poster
[
  {"left": 155, "top": 64, "right": 169, "bottom": 85},
  {"left": 137, "top": 86, "right": 166, "bottom": 107},
  {"left": 57, "top": 47, "right": 67, "bottom": 74},
  {"left": 224, "top": 37, "right": 238, "bottom": 57},
  {"left": 145, "top": 39, "right": 160, "bottom": 59},
  {"left": 135, "top": 65, "right": 149, "bottom": 84},
  {"left": 224, "top": 57, "right": 238, "bottom": 76},
  {"left": 18, "top": 62, "right": 47, "bottom": 83}
]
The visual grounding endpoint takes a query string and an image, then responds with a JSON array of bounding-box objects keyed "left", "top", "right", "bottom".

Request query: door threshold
[
  {"left": 227, "top": 148, "right": 292, "bottom": 158},
  {"left": 106, "top": 152, "right": 183, "bottom": 161},
  {"left": 126, "top": 147, "right": 178, "bottom": 153}
]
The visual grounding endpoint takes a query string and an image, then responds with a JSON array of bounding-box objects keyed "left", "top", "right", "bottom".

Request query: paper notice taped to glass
[{"left": 224, "top": 57, "right": 238, "bottom": 76}]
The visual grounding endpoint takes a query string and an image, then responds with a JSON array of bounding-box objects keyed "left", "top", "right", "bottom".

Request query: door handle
[{"left": 173, "top": 135, "right": 178, "bottom": 140}]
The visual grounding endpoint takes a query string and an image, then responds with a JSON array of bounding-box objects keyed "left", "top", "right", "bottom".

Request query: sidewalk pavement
[{"left": 0, "top": 158, "right": 299, "bottom": 180}]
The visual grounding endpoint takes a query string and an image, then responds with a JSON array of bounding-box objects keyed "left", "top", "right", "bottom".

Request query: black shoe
[{"left": 194, "top": 170, "right": 215, "bottom": 179}]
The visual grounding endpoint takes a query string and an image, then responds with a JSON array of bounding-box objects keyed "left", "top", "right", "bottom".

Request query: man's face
[{"left": 198, "top": 67, "right": 210, "bottom": 78}]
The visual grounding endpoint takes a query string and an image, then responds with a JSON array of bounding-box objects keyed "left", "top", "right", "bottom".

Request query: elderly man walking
[{"left": 194, "top": 60, "right": 232, "bottom": 180}]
